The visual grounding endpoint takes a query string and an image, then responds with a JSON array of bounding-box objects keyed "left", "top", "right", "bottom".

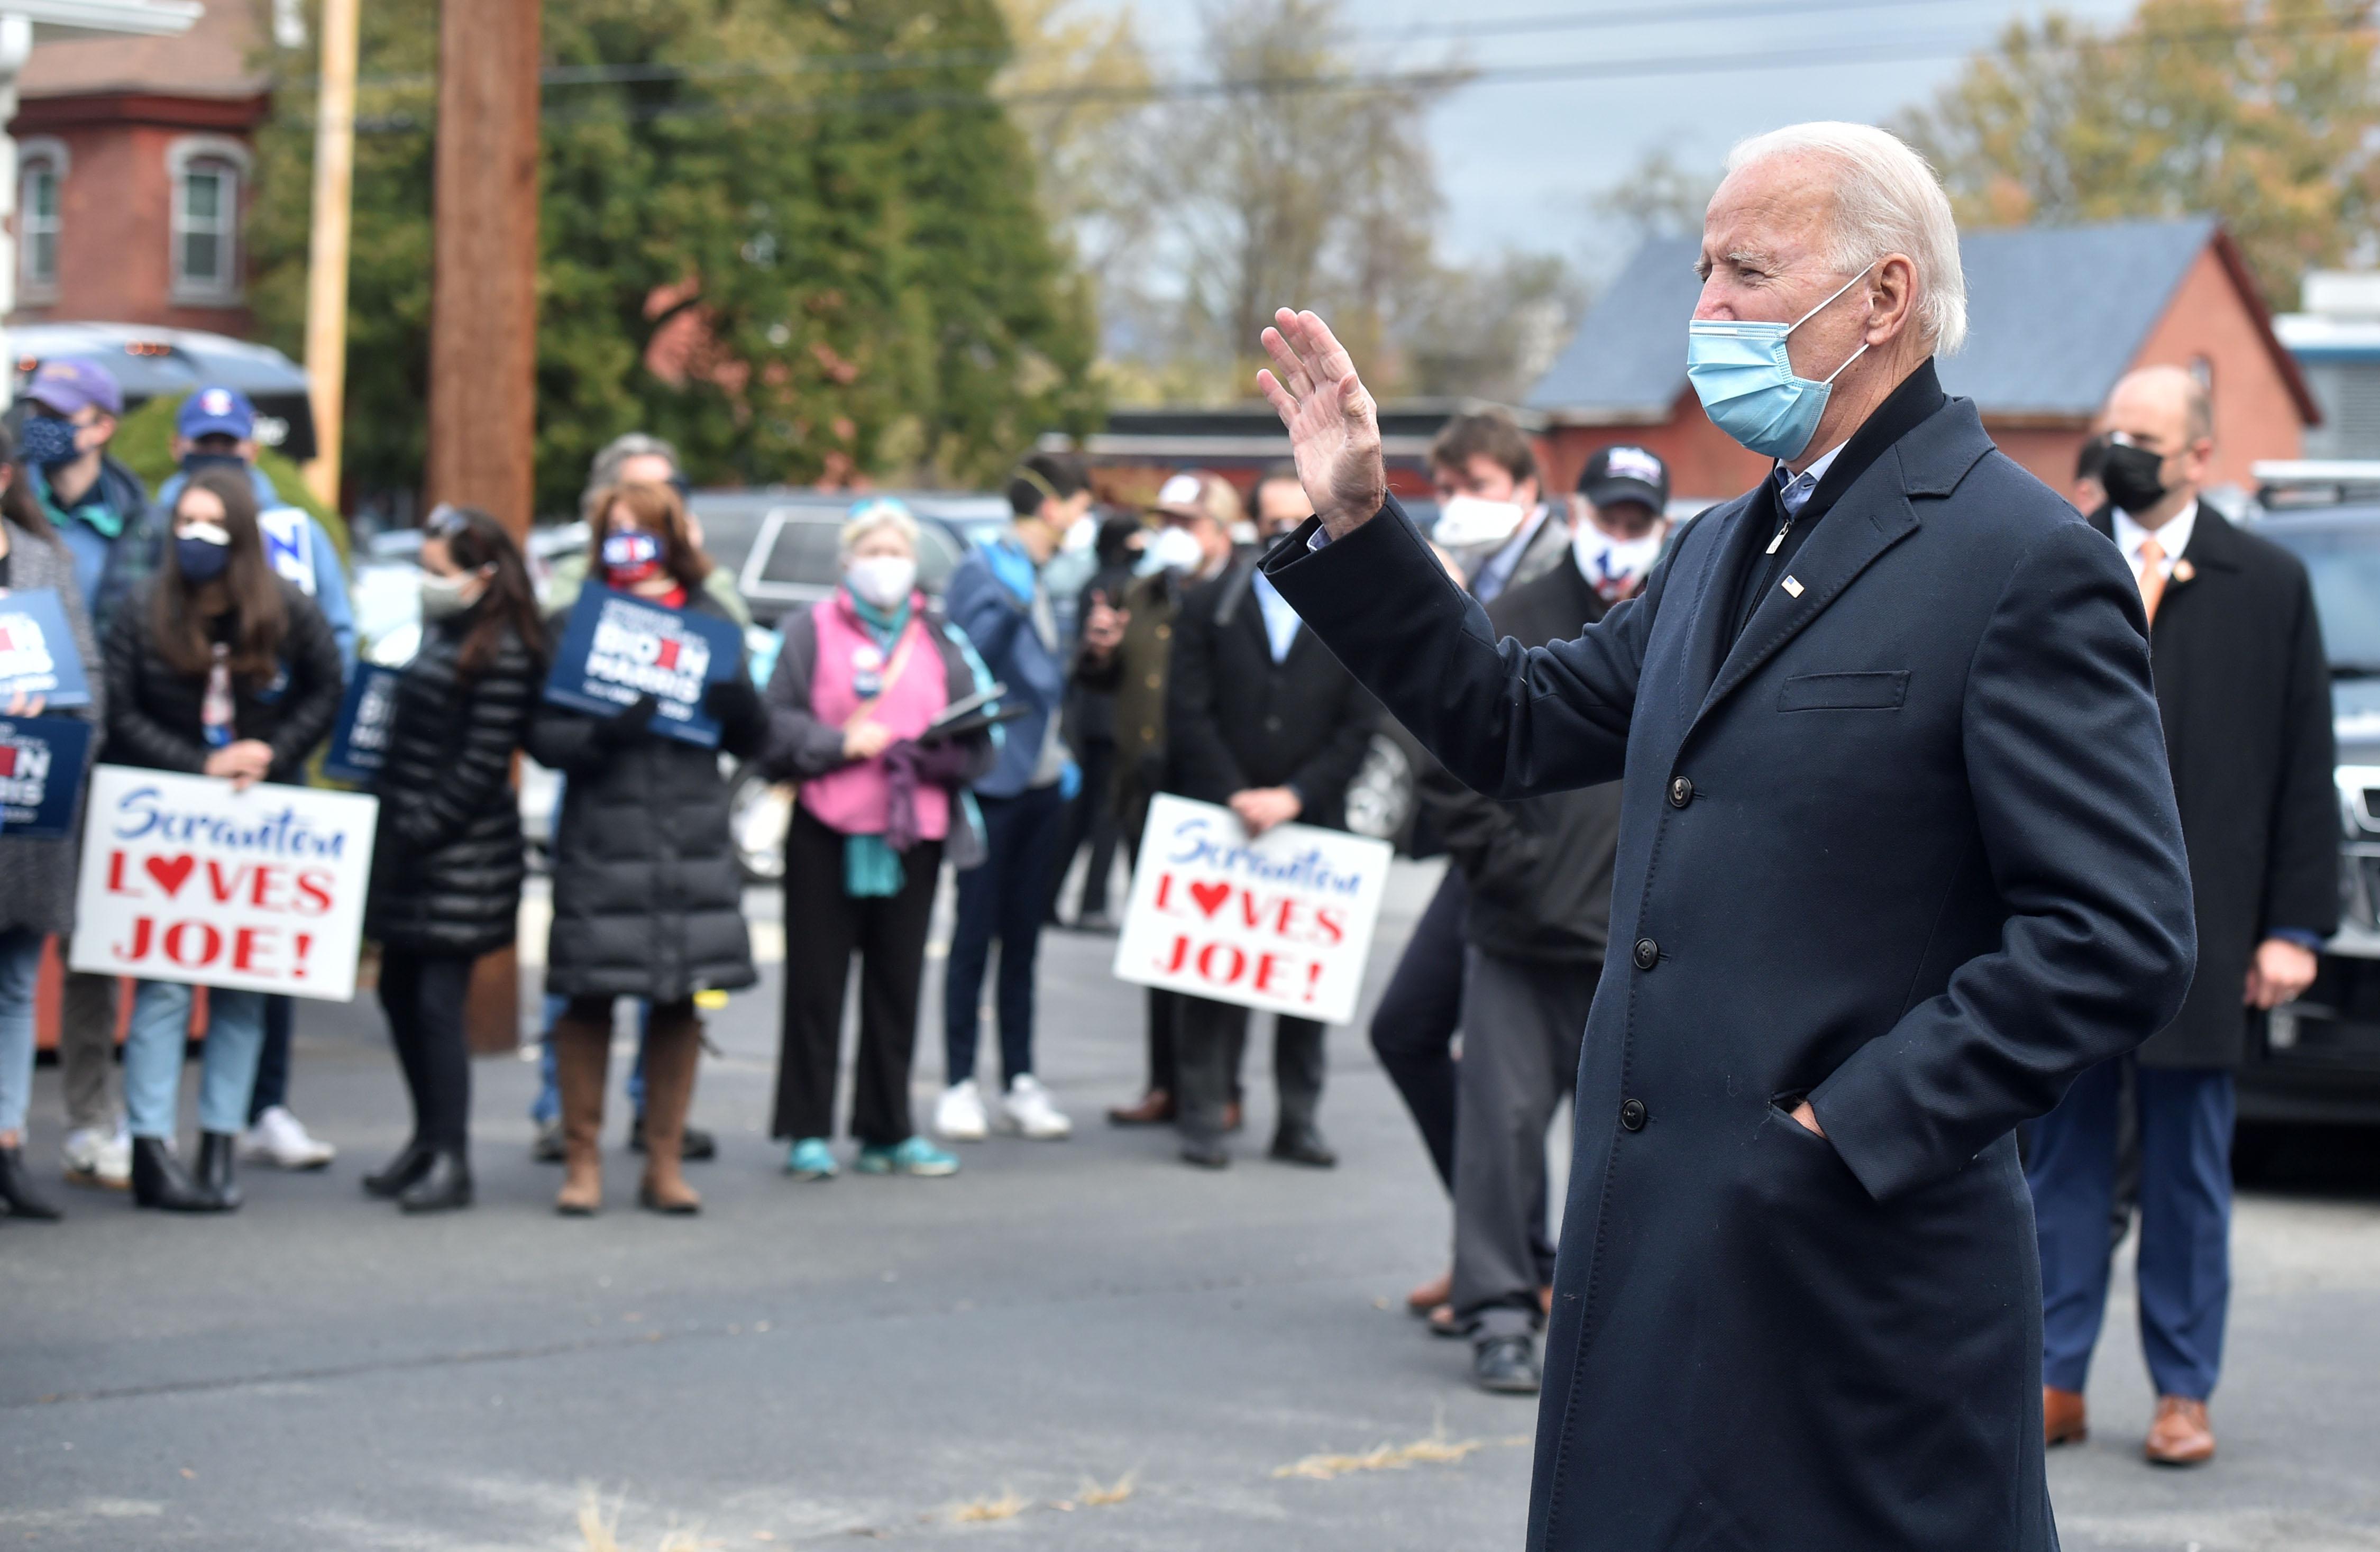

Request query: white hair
[
  {"left": 1725, "top": 122, "right": 1967, "bottom": 355},
  {"left": 839, "top": 498, "right": 919, "bottom": 560}
]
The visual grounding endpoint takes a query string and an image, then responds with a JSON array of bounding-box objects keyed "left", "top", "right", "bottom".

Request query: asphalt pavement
[{"left": 3, "top": 858, "right": 2377, "bottom": 1551}]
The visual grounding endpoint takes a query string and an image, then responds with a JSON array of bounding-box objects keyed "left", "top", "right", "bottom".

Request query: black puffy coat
[
  {"left": 364, "top": 614, "right": 541, "bottom": 957},
  {"left": 524, "top": 590, "right": 761, "bottom": 1002},
  {"left": 103, "top": 577, "right": 344, "bottom": 783}
]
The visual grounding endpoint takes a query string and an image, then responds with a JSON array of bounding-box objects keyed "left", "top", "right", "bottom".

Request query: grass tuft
[
  {"left": 1273, "top": 1427, "right": 1530, "bottom": 1481},
  {"left": 950, "top": 1487, "right": 1031, "bottom": 1522},
  {"left": 1077, "top": 1472, "right": 1137, "bottom": 1507}
]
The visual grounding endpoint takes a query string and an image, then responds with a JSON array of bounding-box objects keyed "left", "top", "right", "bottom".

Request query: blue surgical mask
[
  {"left": 1685, "top": 267, "right": 1874, "bottom": 461},
  {"left": 177, "top": 533, "right": 232, "bottom": 583}
]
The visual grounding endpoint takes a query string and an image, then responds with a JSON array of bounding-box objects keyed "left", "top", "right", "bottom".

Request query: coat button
[
  {"left": 1145, "top": 673, "right": 1161, "bottom": 689},
  {"left": 1632, "top": 937, "right": 1659, "bottom": 970},
  {"left": 1156, "top": 624, "right": 1171, "bottom": 640},
  {"left": 1265, "top": 716, "right": 1282, "bottom": 732},
  {"left": 1619, "top": 1098, "right": 1647, "bottom": 1131},
  {"left": 1668, "top": 776, "right": 1694, "bottom": 807}
]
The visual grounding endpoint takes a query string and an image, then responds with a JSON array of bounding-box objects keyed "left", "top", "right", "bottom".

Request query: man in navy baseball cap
[
  {"left": 176, "top": 384, "right": 259, "bottom": 449},
  {"left": 1570, "top": 445, "right": 1674, "bottom": 605}
]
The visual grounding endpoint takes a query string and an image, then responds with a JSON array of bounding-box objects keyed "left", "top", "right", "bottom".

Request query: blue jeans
[
  {"left": 529, "top": 993, "right": 647, "bottom": 1126},
  {"left": 0, "top": 928, "right": 46, "bottom": 1136},
  {"left": 126, "top": 981, "right": 269, "bottom": 1139},
  {"left": 944, "top": 783, "right": 1065, "bottom": 1088},
  {"left": 2029, "top": 1059, "right": 2235, "bottom": 1400}
]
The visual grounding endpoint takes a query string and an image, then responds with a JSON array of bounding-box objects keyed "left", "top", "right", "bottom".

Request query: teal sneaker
[
  {"left": 784, "top": 1138, "right": 838, "bottom": 1179},
  {"left": 855, "top": 1136, "right": 960, "bottom": 1177}
]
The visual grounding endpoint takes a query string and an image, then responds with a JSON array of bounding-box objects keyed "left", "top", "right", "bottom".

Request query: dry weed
[
  {"left": 1273, "top": 1428, "right": 1528, "bottom": 1481},
  {"left": 1077, "top": 1472, "right": 1136, "bottom": 1507},
  {"left": 950, "top": 1487, "right": 1031, "bottom": 1522}
]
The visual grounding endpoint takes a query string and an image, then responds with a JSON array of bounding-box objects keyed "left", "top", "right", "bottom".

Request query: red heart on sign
[
  {"left": 145, "top": 854, "right": 197, "bottom": 898},
  {"left": 1187, "top": 881, "right": 1232, "bottom": 918}
]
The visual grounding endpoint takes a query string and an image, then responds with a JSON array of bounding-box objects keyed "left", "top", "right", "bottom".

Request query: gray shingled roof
[{"left": 1527, "top": 215, "right": 2223, "bottom": 423}]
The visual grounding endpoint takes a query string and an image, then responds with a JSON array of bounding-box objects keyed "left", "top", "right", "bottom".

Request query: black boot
[
  {"left": 362, "top": 1138, "right": 435, "bottom": 1199},
  {"left": 131, "top": 1136, "right": 229, "bottom": 1212},
  {"left": 396, "top": 1147, "right": 474, "bottom": 1213},
  {"left": 196, "top": 1131, "right": 243, "bottom": 1210},
  {"left": 0, "top": 1145, "right": 63, "bottom": 1221}
]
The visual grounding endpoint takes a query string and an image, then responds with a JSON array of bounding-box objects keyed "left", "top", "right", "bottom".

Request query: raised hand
[{"left": 1256, "top": 309, "right": 1387, "bottom": 539}]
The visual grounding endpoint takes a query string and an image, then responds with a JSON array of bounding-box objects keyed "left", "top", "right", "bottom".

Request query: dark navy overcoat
[{"left": 1264, "top": 392, "right": 2197, "bottom": 1551}]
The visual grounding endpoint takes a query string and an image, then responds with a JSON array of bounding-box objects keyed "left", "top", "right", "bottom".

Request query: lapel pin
[
  {"left": 2173, "top": 560, "right": 2196, "bottom": 583},
  {"left": 1781, "top": 576, "right": 1805, "bottom": 598}
]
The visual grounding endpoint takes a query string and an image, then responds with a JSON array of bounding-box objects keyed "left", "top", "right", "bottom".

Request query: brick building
[
  {"left": 8, "top": 0, "right": 272, "bottom": 335},
  {"left": 1527, "top": 216, "right": 2319, "bottom": 507}
]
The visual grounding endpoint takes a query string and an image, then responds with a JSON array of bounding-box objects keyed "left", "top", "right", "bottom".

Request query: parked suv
[{"left": 2239, "top": 463, "right": 2380, "bottom": 1134}]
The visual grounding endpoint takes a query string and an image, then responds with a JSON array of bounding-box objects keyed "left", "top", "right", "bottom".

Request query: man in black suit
[
  {"left": 1164, "top": 469, "right": 1377, "bottom": 1170},
  {"left": 1251, "top": 121, "right": 2195, "bottom": 1551},
  {"left": 2031, "top": 364, "right": 2336, "bottom": 1466}
]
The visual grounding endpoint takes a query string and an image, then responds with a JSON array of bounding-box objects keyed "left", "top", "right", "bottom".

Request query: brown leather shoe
[
  {"left": 2043, "top": 1385, "right": 2088, "bottom": 1447},
  {"left": 551, "top": 1011, "right": 611, "bottom": 1217},
  {"left": 2144, "top": 1396, "right": 2214, "bottom": 1466},
  {"left": 1105, "top": 1090, "right": 1174, "bottom": 1126},
  {"left": 1406, "top": 1269, "right": 1452, "bottom": 1316}
]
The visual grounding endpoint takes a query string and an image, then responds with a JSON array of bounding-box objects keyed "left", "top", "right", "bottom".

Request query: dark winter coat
[
  {"left": 1419, "top": 556, "right": 1622, "bottom": 965},
  {"left": 1165, "top": 558, "right": 1375, "bottom": 833},
  {"left": 0, "top": 518, "right": 104, "bottom": 935},
  {"left": 525, "top": 590, "right": 760, "bottom": 1002},
  {"left": 102, "top": 577, "right": 344, "bottom": 784},
  {"left": 1262, "top": 382, "right": 2196, "bottom": 1552},
  {"left": 364, "top": 613, "right": 542, "bottom": 957},
  {"left": 1073, "top": 565, "right": 1203, "bottom": 838},
  {"left": 2087, "top": 503, "right": 2337, "bottom": 1067}
]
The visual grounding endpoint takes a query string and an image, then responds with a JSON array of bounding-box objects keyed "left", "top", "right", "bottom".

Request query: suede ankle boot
[
  {"left": 552, "top": 1012, "right": 612, "bottom": 1216},
  {"left": 636, "top": 1003, "right": 703, "bottom": 1216}
]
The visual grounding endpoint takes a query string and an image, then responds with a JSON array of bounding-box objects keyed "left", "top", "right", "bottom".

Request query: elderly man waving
[{"left": 1255, "top": 122, "right": 2196, "bottom": 1551}]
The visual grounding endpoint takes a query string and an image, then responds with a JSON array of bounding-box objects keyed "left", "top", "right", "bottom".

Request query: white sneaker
[
  {"left": 60, "top": 1126, "right": 131, "bottom": 1191},
  {"left": 1000, "top": 1075, "right": 1073, "bottom": 1140},
  {"left": 241, "top": 1105, "right": 337, "bottom": 1170},
  {"left": 935, "top": 1080, "right": 988, "bottom": 1143}
]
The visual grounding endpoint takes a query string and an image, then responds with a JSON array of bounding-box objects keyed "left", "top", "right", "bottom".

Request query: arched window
[
  {"left": 16, "top": 138, "right": 68, "bottom": 302},
  {"left": 166, "top": 135, "right": 252, "bottom": 304}
]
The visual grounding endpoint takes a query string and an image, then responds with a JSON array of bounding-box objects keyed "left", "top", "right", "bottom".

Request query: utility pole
[
  {"left": 300, "top": 0, "right": 359, "bottom": 508},
  {"left": 425, "top": 0, "right": 539, "bottom": 538},
  {"left": 427, "top": 0, "right": 541, "bottom": 1053}
]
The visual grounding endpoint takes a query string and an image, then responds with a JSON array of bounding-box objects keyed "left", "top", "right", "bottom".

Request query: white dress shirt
[
  {"left": 1251, "top": 570, "right": 1303, "bottom": 663},
  {"left": 1471, "top": 506, "right": 1550, "bottom": 602},
  {"left": 2112, "top": 501, "right": 2199, "bottom": 580}
]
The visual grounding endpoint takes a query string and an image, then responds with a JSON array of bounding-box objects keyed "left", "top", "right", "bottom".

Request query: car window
[
  {"left": 914, "top": 525, "right": 965, "bottom": 592},
  {"left": 2266, "top": 523, "right": 2380, "bottom": 674},
  {"left": 755, "top": 516, "right": 845, "bottom": 588}
]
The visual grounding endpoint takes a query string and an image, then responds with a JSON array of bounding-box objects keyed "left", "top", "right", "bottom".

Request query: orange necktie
[{"left": 2135, "top": 535, "right": 2167, "bottom": 625}]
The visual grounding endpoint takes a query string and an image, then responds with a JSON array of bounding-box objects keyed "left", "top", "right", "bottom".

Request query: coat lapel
[{"left": 1670, "top": 489, "right": 1768, "bottom": 724}]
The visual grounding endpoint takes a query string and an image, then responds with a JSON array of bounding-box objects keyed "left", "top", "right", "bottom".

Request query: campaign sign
[
  {"left": 0, "top": 715, "right": 94, "bottom": 839},
  {"left": 1113, "top": 793, "right": 1395, "bottom": 1025},
  {"left": 0, "top": 587, "right": 93, "bottom": 708},
  {"left": 543, "top": 586, "right": 738, "bottom": 747},
  {"left": 68, "top": 765, "right": 379, "bottom": 1002},
  {"left": 323, "top": 664, "right": 403, "bottom": 784}
]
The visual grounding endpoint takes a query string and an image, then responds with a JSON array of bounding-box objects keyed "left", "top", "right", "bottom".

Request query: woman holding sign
[
  {"left": 101, "top": 469, "right": 343, "bottom": 1211},
  {"left": 359, "top": 507, "right": 546, "bottom": 1213},
  {"left": 0, "top": 442, "right": 102, "bottom": 1222},
  {"left": 527, "top": 481, "right": 768, "bottom": 1217},
  {"left": 757, "top": 500, "right": 994, "bottom": 1181}
]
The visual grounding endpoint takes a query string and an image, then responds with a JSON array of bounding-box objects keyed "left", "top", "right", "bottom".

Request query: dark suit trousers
[
  {"left": 1046, "top": 736, "right": 1120, "bottom": 921},
  {"left": 944, "top": 784, "right": 1065, "bottom": 1088},
  {"left": 1453, "top": 948, "right": 1592, "bottom": 1340},
  {"left": 1369, "top": 867, "right": 1468, "bottom": 1188},
  {"left": 2028, "top": 1057, "right": 2234, "bottom": 1399},
  {"left": 1177, "top": 997, "right": 1322, "bottom": 1144},
  {"left": 779, "top": 810, "right": 944, "bottom": 1145}
]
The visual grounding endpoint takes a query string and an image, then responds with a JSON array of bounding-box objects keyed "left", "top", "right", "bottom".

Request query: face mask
[
  {"left": 1686, "top": 267, "right": 1874, "bottom": 461},
  {"left": 1432, "top": 494, "right": 1529, "bottom": 550},
  {"left": 18, "top": 415, "right": 83, "bottom": 470},
  {"left": 1573, "top": 523, "right": 1666, "bottom": 603},
  {"left": 180, "top": 451, "right": 248, "bottom": 478},
  {"left": 1136, "top": 524, "right": 1207, "bottom": 578},
  {"left": 419, "top": 568, "right": 487, "bottom": 623},
  {"left": 601, "top": 529, "right": 665, "bottom": 586},
  {"left": 2100, "top": 440, "right": 2171, "bottom": 515},
  {"left": 1061, "top": 514, "right": 1097, "bottom": 554},
  {"left": 176, "top": 525, "right": 232, "bottom": 583},
  {"left": 846, "top": 555, "right": 918, "bottom": 611}
]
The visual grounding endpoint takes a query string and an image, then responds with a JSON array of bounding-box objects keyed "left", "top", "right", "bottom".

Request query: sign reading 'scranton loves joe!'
[
  {"left": 68, "top": 766, "right": 379, "bottom": 1002},
  {"left": 1113, "top": 794, "right": 1395, "bottom": 1025},
  {"left": 543, "top": 586, "right": 740, "bottom": 747}
]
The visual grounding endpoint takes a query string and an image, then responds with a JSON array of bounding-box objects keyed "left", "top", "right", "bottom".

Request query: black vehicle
[{"left": 2240, "top": 464, "right": 2380, "bottom": 1133}]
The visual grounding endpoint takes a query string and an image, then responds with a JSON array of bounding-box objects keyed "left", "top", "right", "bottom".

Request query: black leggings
[{"left": 379, "top": 950, "right": 478, "bottom": 1149}]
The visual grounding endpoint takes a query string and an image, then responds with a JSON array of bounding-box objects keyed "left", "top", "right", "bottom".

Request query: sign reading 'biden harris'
[
  {"left": 1113, "top": 795, "right": 1394, "bottom": 1025},
  {"left": 544, "top": 586, "right": 740, "bottom": 747},
  {"left": 0, "top": 587, "right": 91, "bottom": 707}
]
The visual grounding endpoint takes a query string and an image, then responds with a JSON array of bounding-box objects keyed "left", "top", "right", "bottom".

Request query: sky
[{"left": 1075, "top": 0, "right": 2145, "bottom": 273}]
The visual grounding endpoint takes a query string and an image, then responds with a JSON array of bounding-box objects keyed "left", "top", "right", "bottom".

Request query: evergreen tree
[{"left": 249, "top": 0, "right": 1100, "bottom": 516}]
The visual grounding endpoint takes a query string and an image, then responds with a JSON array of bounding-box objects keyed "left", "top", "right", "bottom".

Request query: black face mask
[
  {"left": 2100, "top": 441, "right": 2170, "bottom": 515},
  {"left": 180, "top": 452, "right": 248, "bottom": 478}
]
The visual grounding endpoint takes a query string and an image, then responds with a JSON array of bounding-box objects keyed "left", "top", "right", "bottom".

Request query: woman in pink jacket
[{"left": 758, "top": 500, "right": 996, "bottom": 1180}]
